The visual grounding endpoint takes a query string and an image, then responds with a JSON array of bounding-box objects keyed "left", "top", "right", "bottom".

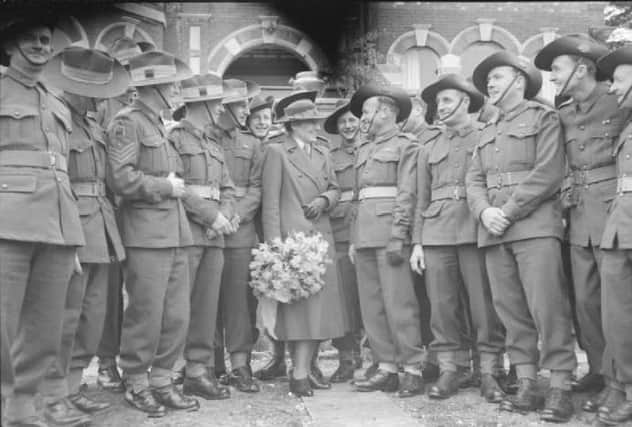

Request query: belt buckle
[
  {"left": 49, "top": 152, "right": 57, "bottom": 169},
  {"left": 453, "top": 187, "right": 460, "bottom": 201},
  {"left": 575, "top": 171, "right": 586, "bottom": 186}
]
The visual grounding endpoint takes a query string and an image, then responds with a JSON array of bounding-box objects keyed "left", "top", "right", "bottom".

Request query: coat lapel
[{"left": 284, "top": 137, "right": 322, "bottom": 190}]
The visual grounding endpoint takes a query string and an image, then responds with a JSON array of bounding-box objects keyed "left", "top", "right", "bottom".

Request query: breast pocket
[
  {"left": 334, "top": 160, "right": 354, "bottom": 188},
  {"left": 138, "top": 133, "right": 168, "bottom": 174},
  {"left": 0, "top": 104, "right": 39, "bottom": 143},
  {"left": 0, "top": 172, "right": 37, "bottom": 194},
  {"left": 231, "top": 148, "right": 252, "bottom": 185},
  {"left": 371, "top": 148, "right": 399, "bottom": 184},
  {"left": 177, "top": 140, "right": 205, "bottom": 181},
  {"left": 506, "top": 126, "right": 537, "bottom": 168}
]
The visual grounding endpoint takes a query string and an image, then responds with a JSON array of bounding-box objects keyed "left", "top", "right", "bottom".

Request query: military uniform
[
  {"left": 0, "top": 66, "right": 84, "bottom": 423},
  {"left": 414, "top": 122, "right": 504, "bottom": 374},
  {"left": 169, "top": 119, "right": 236, "bottom": 377},
  {"left": 351, "top": 127, "right": 424, "bottom": 366}
]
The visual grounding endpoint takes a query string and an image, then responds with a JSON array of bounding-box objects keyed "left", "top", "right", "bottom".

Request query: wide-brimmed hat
[
  {"left": 127, "top": 50, "right": 192, "bottom": 87},
  {"left": 273, "top": 90, "right": 317, "bottom": 121},
  {"left": 137, "top": 40, "right": 156, "bottom": 53},
  {"left": 421, "top": 74, "right": 484, "bottom": 118},
  {"left": 597, "top": 45, "right": 632, "bottom": 79},
  {"left": 222, "top": 79, "right": 260, "bottom": 104},
  {"left": 108, "top": 37, "right": 142, "bottom": 67},
  {"left": 349, "top": 84, "right": 412, "bottom": 123},
  {"left": 534, "top": 33, "right": 610, "bottom": 81},
  {"left": 324, "top": 99, "right": 353, "bottom": 134},
  {"left": 472, "top": 51, "right": 543, "bottom": 100},
  {"left": 290, "top": 70, "right": 326, "bottom": 92},
  {"left": 42, "top": 46, "right": 130, "bottom": 98},
  {"left": 248, "top": 94, "right": 274, "bottom": 115},
  {"left": 181, "top": 73, "right": 223, "bottom": 103},
  {"left": 275, "top": 98, "right": 327, "bottom": 123},
  {"left": 1, "top": 15, "right": 59, "bottom": 66}
]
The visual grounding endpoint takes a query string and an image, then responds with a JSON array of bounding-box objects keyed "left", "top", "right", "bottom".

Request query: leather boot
[
  {"left": 428, "top": 370, "right": 461, "bottom": 399},
  {"left": 583, "top": 385, "right": 616, "bottom": 412},
  {"left": 540, "top": 388, "right": 574, "bottom": 423},
  {"left": 152, "top": 384, "right": 200, "bottom": 411},
  {"left": 172, "top": 366, "right": 185, "bottom": 386},
  {"left": 229, "top": 366, "right": 260, "bottom": 393},
  {"left": 68, "top": 392, "right": 111, "bottom": 413},
  {"left": 422, "top": 362, "right": 440, "bottom": 383},
  {"left": 44, "top": 398, "right": 92, "bottom": 426},
  {"left": 480, "top": 374, "right": 506, "bottom": 403},
  {"left": 330, "top": 360, "right": 355, "bottom": 383},
  {"left": 97, "top": 364, "right": 124, "bottom": 392},
  {"left": 599, "top": 387, "right": 626, "bottom": 417},
  {"left": 354, "top": 370, "right": 399, "bottom": 392},
  {"left": 183, "top": 374, "right": 230, "bottom": 400},
  {"left": 309, "top": 352, "right": 330, "bottom": 390},
  {"left": 254, "top": 340, "right": 287, "bottom": 380},
  {"left": 397, "top": 373, "right": 424, "bottom": 398},
  {"left": 124, "top": 388, "right": 166, "bottom": 417},
  {"left": 599, "top": 400, "right": 632, "bottom": 425},
  {"left": 289, "top": 374, "right": 313, "bottom": 397},
  {"left": 571, "top": 372, "right": 604, "bottom": 394},
  {"left": 500, "top": 378, "right": 544, "bottom": 413}
]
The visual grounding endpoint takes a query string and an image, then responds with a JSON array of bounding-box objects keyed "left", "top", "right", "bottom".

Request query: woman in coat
[{"left": 260, "top": 92, "right": 346, "bottom": 396}]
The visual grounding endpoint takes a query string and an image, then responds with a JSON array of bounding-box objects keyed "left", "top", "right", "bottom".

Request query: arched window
[
  {"left": 401, "top": 47, "right": 440, "bottom": 92},
  {"left": 460, "top": 41, "right": 503, "bottom": 80}
]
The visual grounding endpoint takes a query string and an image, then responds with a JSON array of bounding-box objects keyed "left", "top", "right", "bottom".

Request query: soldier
[
  {"left": 467, "top": 52, "right": 577, "bottom": 422},
  {"left": 38, "top": 47, "right": 129, "bottom": 425},
  {"left": 347, "top": 85, "right": 425, "bottom": 398},
  {"left": 0, "top": 16, "right": 86, "bottom": 427},
  {"left": 534, "top": 34, "right": 631, "bottom": 395},
  {"left": 410, "top": 74, "right": 506, "bottom": 403},
  {"left": 323, "top": 100, "right": 364, "bottom": 383},
  {"left": 212, "top": 79, "right": 262, "bottom": 393},
  {"left": 169, "top": 73, "right": 237, "bottom": 401},
  {"left": 107, "top": 50, "right": 202, "bottom": 416},
  {"left": 595, "top": 45, "right": 632, "bottom": 426}
]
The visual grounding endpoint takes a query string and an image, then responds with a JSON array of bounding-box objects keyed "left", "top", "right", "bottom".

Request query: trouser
[
  {"left": 424, "top": 244, "right": 504, "bottom": 374},
  {"left": 41, "top": 263, "right": 110, "bottom": 402},
  {"left": 355, "top": 246, "right": 424, "bottom": 365},
  {"left": 332, "top": 242, "right": 362, "bottom": 359},
  {"left": 96, "top": 260, "right": 124, "bottom": 367},
  {"left": 485, "top": 237, "right": 577, "bottom": 379},
  {"left": 119, "top": 247, "right": 189, "bottom": 392},
  {"left": 184, "top": 246, "right": 223, "bottom": 378},
  {"left": 220, "top": 247, "right": 258, "bottom": 355},
  {"left": 601, "top": 249, "right": 632, "bottom": 386},
  {"left": 0, "top": 240, "right": 75, "bottom": 423},
  {"left": 413, "top": 271, "right": 438, "bottom": 367}
]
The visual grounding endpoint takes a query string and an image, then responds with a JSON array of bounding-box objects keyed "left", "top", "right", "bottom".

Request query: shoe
[
  {"left": 480, "top": 374, "right": 506, "bottom": 403},
  {"left": 599, "top": 387, "right": 626, "bottom": 416},
  {"left": 396, "top": 373, "right": 424, "bottom": 398},
  {"left": 183, "top": 374, "right": 230, "bottom": 400},
  {"left": 289, "top": 376, "right": 313, "bottom": 397},
  {"left": 68, "top": 392, "right": 111, "bottom": 413},
  {"left": 583, "top": 385, "right": 615, "bottom": 412},
  {"left": 540, "top": 388, "right": 574, "bottom": 423},
  {"left": 254, "top": 357, "right": 287, "bottom": 381},
  {"left": 497, "top": 364, "right": 518, "bottom": 395},
  {"left": 97, "top": 365, "right": 124, "bottom": 392},
  {"left": 152, "top": 384, "right": 200, "bottom": 411},
  {"left": 229, "top": 366, "right": 260, "bottom": 393},
  {"left": 458, "top": 368, "right": 481, "bottom": 389},
  {"left": 422, "top": 363, "right": 440, "bottom": 383},
  {"left": 308, "top": 364, "right": 331, "bottom": 390},
  {"left": 310, "top": 358, "right": 327, "bottom": 385},
  {"left": 354, "top": 370, "right": 399, "bottom": 392},
  {"left": 124, "top": 388, "right": 166, "bottom": 417},
  {"left": 172, "top": 366, "right": 185, "bottom": 386},
  {"left": 571, "top": 372, "right": 604, "bottom": 393},
  {"left": 499, "top": 378, "right": 544, "bottom": 413},
  {"left": 44, "top": 398, "right": 92, "bottom": 426},
  {"left": 599, "top": 400, "right": 632, "bottom": 425},
  {"left": 216, "top": 371, "right": 230, "bottom": 386},
  {"left": 330, "top": 360, "right": 355, "bottom": 383},
  {"left": 428, "top": 370, "right": 460, "bottom": 400}
]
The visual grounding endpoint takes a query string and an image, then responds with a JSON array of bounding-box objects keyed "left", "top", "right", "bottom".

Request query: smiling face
[
  {"left": 360, "top": 97, "right": 386, "bottom": 136},
  {"left": 609, "top": 64, "right": 632, "bottom": 108},
  {"left": 486, "top": 65, "right": 525, "bottom": 106},
  {"left": 248, "top": 107, "right": 272, "bottom": 138},
  {"left": 336, "top": 110, "right": 359, "bottom": 141},
  {"left": 226, "top": 100, "right": 250, "bottom": 127},
  {"left": 550, "top": 54, "right": 584, "bottom": 96},
  {"left": 8, "top": 25, "right": 53, "bottom": 68},
  {"left": 435, "top": 88, "right": 469, "bottom": 127},
  {"left": 290, "top": 119, "right": 320, "bottom": 143}
]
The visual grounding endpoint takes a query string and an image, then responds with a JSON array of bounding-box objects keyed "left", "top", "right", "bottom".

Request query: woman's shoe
[{"left": 289, "top": 376, "right": 314, "bottom": 397}]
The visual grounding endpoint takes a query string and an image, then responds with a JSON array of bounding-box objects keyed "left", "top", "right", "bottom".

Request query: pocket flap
[
  {"left": 428, "top": 142, "right": 449, "bottom": 165},
  {"left": 421, "top": 201, "right": 443, "bottom": 218},
  {"left": 373, "top": 148, "right": 399, "bottom": 162},
  {"left": 507, "top": 125, "right": 538, "bottom": 138},
  {"left": 375, "top": 201, "right": 394, "bottom": 216},
  {"left": 478, "top": 127, "right": 496, "bottom": 148},
  {"left": 334, "top": 160, "right": 353, "bottom": 172},
  {"left": 139, "top": 133, "right": 165, "bottom": 147},
  {"left": 233, "top": 148, "right": 252, "bottom": 159},
  {"left": 0, "top": 173, "right": 37, "bottom": 193},
  {"left": 0, "top": 104, "right": 39, "bottom": 120},
  {"left": 176, "top": 139, "right": 203, "bottom": 155}
]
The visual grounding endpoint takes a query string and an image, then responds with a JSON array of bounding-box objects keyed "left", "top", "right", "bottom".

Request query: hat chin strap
[
  {"left": 203, "top": 101, "right": 217, "bottom": 127},
  {"left": 617, "top": 82, "right": 632, "bottom": 108},
  {"left": 15, "top": 44, "right": 47, "bottom": 70},
  {"left": 437, "top": 95, "right": 465, "bottom": 125},
  {"left": 153, "top": 86, "right": 172, "bottom": 111},
  {"left": 557, "top": 60, "right": 580, "bottom": 99},
  {"left": 492, "top": 73, "right": 519, "bottom": 106}
]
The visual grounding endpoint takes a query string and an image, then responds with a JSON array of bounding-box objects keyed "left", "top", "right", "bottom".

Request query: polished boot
[
  {"left": 458, "top": 367, "right": 481, "bottom": 389},
  {"left": 152, "top": 384, "right": 200, "bottom": 411},
  {"left": 68, "top": 392, "right": 111, "bottom": 413},
  {"left": 428, "top": 370, "right": 461, "bottom": 400},
  {"left": 229, "top": 366, "right": 260, "bottom": 393},
  {"left": 540, "top": 388, "right": 574, "bottom": 423},
  {"left": 289, "top": 375, "right": 313, "bottom": 397},
  {"left": 172, "top": 366, "right": 185, "bottom": 386},
  {"left": 397, "top": 373, "right": 424, "bottom": 398},
  {"left": 44, "top": 398, "right": 92, "bottom": 426},
  {"left": 500, "top": 378, "right": 544, "bottom": 413},
  {"left": 97, "top": 364, "right": 124, "bottom": 392},
  {"left": 599, "top": 400, "right": 632, "bottom": 425},
  {"left": 599, "top": 388, "right": 626, "bottom": 416},
  {"left": 422, "top": 363, "right": 440, "bottom": 383},
  {"left": 571, "top": 372, "right": 604, "bottom": 393},
  {"left": 330, "top": 360, "right": 355, "bottom": 383},
  {"left": 354, "top": 370, "right": 399, "bottom": 392},
  {"left": 254, "top": 340, "right": 287, "bottom": 380},
  {"left": 351, "top": 362, "right": 378, "bottom": 386},
  {"left": 124, "top": 388, "right": 166, "bottom": 417},
  {"left": 480, "top": 374, "right": 505, "bottom": 403},
  {"left": 183, "top": 374, "right": 230, "bottom": 400},
  {"left": 583, "top": 385, "right": 617, "bottom": 412},
  {"left": 502, "top": 364, "right": 518, "bottom": 395}
]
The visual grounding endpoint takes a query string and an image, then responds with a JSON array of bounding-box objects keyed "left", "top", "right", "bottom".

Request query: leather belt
[
  {"left": 486, "top": 171, "right": 531, "bottom": 189},
  {"left": 339, "top": 190, "right": 354, "bottom": 202},
  {"left": 431, "top": 185, "right": 466, "bottom": 201},
  {"left": 72, "top": 181, "right": 106, "bottom": 197},
  {"left": 358, "top": 186, "right": 397, "bottom": 200},
  {"left": 188, "top": 184, "right": 220, "bottom": 201},
  {"left": 566, "top": 164, "right": 617, "bottom": 188},
  {"left": 0, "top": 150, "right": 67, "bottom": 173},
  {"left": 617, "top": 176, "right": 632, "bottom": 194},
  {"left": 234, "top": 186, "right": 247, "bottom": 198}
]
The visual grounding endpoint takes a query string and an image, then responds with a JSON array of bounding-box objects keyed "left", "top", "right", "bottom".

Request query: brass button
[
  {"left": 13, "top": 111, "right": 20, "bottom": 117},
  {"left": 605, "top": 132, "right": 609, "bottom": 137},
  {"left": 495, "top": 148, "right": 500, "bottom": 152},
  {"left": 579, "top": 125, "right": 585, "bottom": 130},
  {"left": 626, "top": 154, "right": 631, "bottom": 159},
  {"left": 1, "top": 184, "right": 7, "bottom": 189},
  {"left": 579, "top": 145, "right": 585, "bottom": 151},
  {"left": 56, "top": 177, "right": 62, "bottom": 182}
]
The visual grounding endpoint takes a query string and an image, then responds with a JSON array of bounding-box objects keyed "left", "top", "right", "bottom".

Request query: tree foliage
[{"left": 591, "top": 2, "right": 632, "bottom": 48}]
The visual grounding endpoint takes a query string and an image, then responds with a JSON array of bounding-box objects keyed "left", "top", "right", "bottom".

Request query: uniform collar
[
  {"left": 4, "top": 65, "right": 43, "bottom": 88},
  {"left": 445, "top": 120, "right": 474, "bottom": 139},
  {"left": 373, "top": 125, "right": 399, "bottom": 144},
  {"left": 574, "top": 82, "right": 607, "bottom": 114},
  {"left": 180, "top": 119, "right": 203, "bottom": 139},
  {"left": 499, "top": 99, "right": 529, "bottom": 122},
  {"left": 132, "top": 99, "right": 163, "bottom": 126},
  {"left": 330, "top": 136, "right": 355, "bottom": 153}
]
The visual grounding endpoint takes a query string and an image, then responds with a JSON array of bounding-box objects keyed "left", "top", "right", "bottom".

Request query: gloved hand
[
  {"left": 386, "top": 238, "right": 405, "bottom": 266},
  {"left": 167, "top": 172, "right": 185, "bottom": 198},
  {"left": 212, "top": 212, "right": 233, "bottom": 235},
  {"left": 303, "top": 196, "right": 328, "bottom": 220}
]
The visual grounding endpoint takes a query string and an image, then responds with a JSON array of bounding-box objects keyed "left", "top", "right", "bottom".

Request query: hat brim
[
  {"left": 42, "top": 54, "right": 130, "bottom": 98},
  {"left": 276, "top": 113, "right": 328, "bottom": 123},
  {"left": 249, "top": 101, "right": 273, "bottom": 115},
  {"left": 324, "top": 102, "right": 351, "bottom": 134},
  {"left": 131, "top": 56, "right": 192, "bottom": 87},
  {"left": 349, "top": 85, "right": 412, "bottom": 123},
  {"left": 472, "top": 54, "right": 542, "bottom": 100},
  {"left": 184, "top": 93, "right": 224, "bottom": 103},
  {"left": 534, "top": 37, "right": 610, "bottom": 81},
  {"left": 274, "top": 90, "right": 317, "bottom": 120},
  {"left": 421, "top": 78, "right": 484, "bottom": 115},
  {"left": 597, "top": 47, "right": 632, "bottom": 79},
  {"left": 222, "top": 80, "right": 260, "bottom": 104}
]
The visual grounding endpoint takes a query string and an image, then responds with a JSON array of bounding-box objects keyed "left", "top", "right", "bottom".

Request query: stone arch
[
  {"left": 94, "top": 21, "right": 157, "bottom": 52},
  {"left": 386, "top": 25, "right": 450, "bottom": 67},
  {"left": 52, "top": 16, "right": 90, "bottom": 51},
  {"left": 449, "top": 20, "right": 522, "bottom": 55},
  {"left": 206, "top": 21, "right": 329, "bottom": 76},
  {"left": 521, "top": 28, "right": 560, "bottom": 58}
]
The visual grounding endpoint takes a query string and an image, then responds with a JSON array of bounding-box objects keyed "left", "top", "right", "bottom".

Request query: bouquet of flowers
[{"left": 249, "top": 231, "right": 331, "bottom": 337}]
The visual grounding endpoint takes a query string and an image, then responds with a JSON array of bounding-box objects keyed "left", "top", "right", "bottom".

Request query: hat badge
[{"left": 577, "top": 43, "right": 590, "bottom": 53}]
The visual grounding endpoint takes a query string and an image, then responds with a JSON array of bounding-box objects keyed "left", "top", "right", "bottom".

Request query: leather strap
[
  {"left": 616, "top": 176, "right": 632, "bottom": 194},
  {"left": 431, "top": 185, "right": 466, "bottom": 201},
  {"left": 568, "top": 164, "right": 617, "bottom": 186},
  {"left": 358, "top": 186, "right": 397, "bottom": 200},
  {"left": 188, "top": 184, "right": 220, "bottom": 201},
  {"left": 486, "top": 171, "right": 531, "bottom": 189},
  {"left": 71, "top": 181, "right": 106, "bottom": 197},
  {"left": 0, "top": 150, "right": 68, "bottom": 173},
  {"left": 339, "top": 190, "right": 354, "bottom": 202}
]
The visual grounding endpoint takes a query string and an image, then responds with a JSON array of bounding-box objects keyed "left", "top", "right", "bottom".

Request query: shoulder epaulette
[{"left": 526, "top": 99, "right": 555, "bottom": 113}]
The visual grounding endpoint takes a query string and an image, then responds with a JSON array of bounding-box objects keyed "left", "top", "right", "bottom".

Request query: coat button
[
  {"left": 579, "top": 125, "right": 585, "bottom": 130},
  {"left": 1, "top": 184, "right": 7, "bottom": 189},
  {"left": 13, "top": 111, "right": 20, "bottom": 117},
  {"left": 579, "top": 145, "right": 585, "bottom": 151},
  {"left": 605, "top": 132, "right": 609, "bottom": 137},
  {"left": 626, "top": 154, "right": 631, "bottom": 159}
]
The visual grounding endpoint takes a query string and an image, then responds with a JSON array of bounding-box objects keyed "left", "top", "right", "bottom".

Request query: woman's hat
[
  {"left": 108, "top": 37, "right": 142, "bottom": 66},
  {"left": 472, "top": 51, "right": 543, "bottom": 100},
  {"left": 127, "top": 50, "right": 192, "bottom": 87},
  {"left": 181, "top": 73, "right": 224, "bottom": 103},
  {"left": 275, "top": 98, "right": 328, "bottom": 123},
  {"left": 597, "top": 45, "right": 632, "bottom": 79},
  {"left": 324, "top": 99, "right": 352, "bottom": 134},
  {"left": 222, "top": 79, "right": 260, "bottom": 104},
  {"left": 421, "top": 73, "right": 484, "bottom": 118},
  {"left": 534, "top": 33, "right": 610, "bottom": 81},
  {"left": 349, "top": 84, "right": 412, "bottom": 123},
  {"left": 248, "top": 94, "right": 274, "bottom": 115},
  {"left": 273, "top": 90, "right": 317, "bottom": 121},
  {"left": 43, "top": 46, "right": 130, "bottom": 98}
]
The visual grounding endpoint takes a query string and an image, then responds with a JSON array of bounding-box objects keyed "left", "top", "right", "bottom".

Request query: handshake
[{"left": 206, "top": 213, "right": 240, "bottom": 240}]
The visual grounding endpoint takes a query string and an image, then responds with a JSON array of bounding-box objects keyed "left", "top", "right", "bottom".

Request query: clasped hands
[
  {"left": 303, "top": 196, "right": 328, "bottom": 221},
  {"left": 206, "top": 213, "right": 239, "bottom": 239},
  {"left": 480, "top": 207, "right": 511, "bottom": 236}
]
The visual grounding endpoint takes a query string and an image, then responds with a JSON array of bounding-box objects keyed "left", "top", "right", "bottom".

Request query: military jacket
[
  {"left": 208, "top": 125, "right": 263, "bottom": 248},
  {"left": 68, "top": 108, "right": 125, "bottom": 262},
  {"left": 413, "top": 122, "right": 483, "bottom": 246},
  {"left": 559, "top": 83, "right": 632, "bottom": 247},
  {"left": 169, "top": 119, "right": 236, "bottom": 247},
  {"left": 107, "top": 100, "right": 214, "bottom": 248},
  {"left": 601, "top": 119, "right": 632, "bottom": 250},
  {"left": 96, "top": 95, "right": 129, "bottom": 129},
  {"left": 0, "top": 67, "right": 84, "bottom": 246},
  {"left": 351, "top": 126, "right": 418, "bottom": 248},
  {"left": 466, "top": 100, "right": 565, "bottom": 248},
  {"left": 329, "top": 136, "right": 356, "bottom": 243}
]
